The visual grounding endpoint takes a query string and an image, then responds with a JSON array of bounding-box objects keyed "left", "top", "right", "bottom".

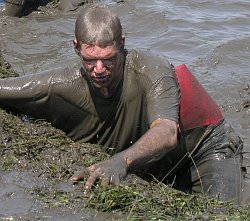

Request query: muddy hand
[
  {"left": 70, "top": 167, "right": 90, "bottom": 184},
  {"left": 72, "top": 154, "right": 128, "bottom": 191}
]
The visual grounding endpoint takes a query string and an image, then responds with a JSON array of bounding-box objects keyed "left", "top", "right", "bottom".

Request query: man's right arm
[{"left": 0, "top": 70, "right": 53, "bottom": 118}]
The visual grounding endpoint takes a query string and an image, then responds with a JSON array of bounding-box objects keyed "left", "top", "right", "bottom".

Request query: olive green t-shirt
[{"left": 0, "top": 50, "right": 180, "bottom": 152}]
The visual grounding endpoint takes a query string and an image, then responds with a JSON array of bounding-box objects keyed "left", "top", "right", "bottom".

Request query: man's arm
[
  {"left": 123, "top": 118, "right": 178, "bottom": 168},
  {"left": 71, "top": 118, "right": 178, "bottom": 190},
  {"left": 0, "top": 66, "right": 76, "bottom": 120}
]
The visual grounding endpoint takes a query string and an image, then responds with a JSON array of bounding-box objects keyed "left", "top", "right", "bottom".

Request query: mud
[
  {"left": 0, "top": 89, "right": 124, "bottom": 220},
  {"left": 0, "top": 0, "right": 250, "bottom": 220},
  {"left": 0, "top": 102, "right": 249, "bottom": 220}
]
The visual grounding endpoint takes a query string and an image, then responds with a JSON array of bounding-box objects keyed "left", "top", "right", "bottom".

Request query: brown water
[{"left": 0, "top": 0, "right": 250, "bottom": 219}]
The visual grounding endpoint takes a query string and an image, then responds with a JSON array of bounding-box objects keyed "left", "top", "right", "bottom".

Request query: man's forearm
[
  {"left": 70, "top": 118, "right": 179, "bottom": 189},
  {"left": 120, "top": 118, "right": 178, "bottom": 169}
]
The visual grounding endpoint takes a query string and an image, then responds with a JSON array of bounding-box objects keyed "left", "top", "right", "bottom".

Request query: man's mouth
[{"left": 93, "top": 75, "right": 109, "bottom": 82}]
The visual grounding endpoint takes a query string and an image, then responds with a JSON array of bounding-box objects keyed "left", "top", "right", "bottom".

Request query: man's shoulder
[
  {"left": 125, "top": 49, "right": 174, "bottom": 79},
  {"left": 36, "top": 65, "right": 82, "bottom": 85}
]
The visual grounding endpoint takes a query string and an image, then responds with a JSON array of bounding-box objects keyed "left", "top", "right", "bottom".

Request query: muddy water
[{"left": 0, "top": 0, "right": 250, "bottom": 218}]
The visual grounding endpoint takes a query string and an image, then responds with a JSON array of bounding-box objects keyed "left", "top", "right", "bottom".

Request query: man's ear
[{"left": 73, "top": 39, "right": 80, "bottom": 56}]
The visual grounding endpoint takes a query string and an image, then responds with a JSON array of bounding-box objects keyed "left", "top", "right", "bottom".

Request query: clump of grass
[
  {"left": 0, "top": 54, "right": 18, "bottom": 78},
  {"left": 0, "top": 108, "right": 109, "bottom": 179},
  {"left": 30, "top": 181, "right": 250, "bottom": 220},
  {"left": 86, "top": 183, "right": 250, "bottom": 220}
]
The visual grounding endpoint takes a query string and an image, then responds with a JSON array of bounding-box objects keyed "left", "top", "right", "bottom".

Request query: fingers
[
  {"left": 85, "top": 171, "right": 121, "bottom": 190},
  {"left": 110, "top": 174, "right": 121, "bottom": 186},
  {"left": 84, "top": 171, "right": 102, "bottom": 190},
  {"left": 100, "top": 174, "right": 121, "bottom": 186},
  {"left": 70, "top": 162, "right": 124, "bottom": 191},
  {"left": 70, "top": 168, "right": 90, "bottom": 182},
  {"left": 100, "top": 175, "right": 110, "bottom": 187}
]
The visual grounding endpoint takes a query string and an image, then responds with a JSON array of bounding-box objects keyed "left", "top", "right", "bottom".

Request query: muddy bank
[
  {"left": 1, "top": 106, "right": 249, "bottom": 220},
  {"left": 1, "top": 0, "right": 99, "bottom": 17},
  {"left": 0, "top": 55, "right": 249, "bottom": 220}
]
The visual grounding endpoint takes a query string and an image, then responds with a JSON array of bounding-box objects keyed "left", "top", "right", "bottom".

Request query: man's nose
[{"left": 94, "top": 60, "right": 105, "bottom": 73}]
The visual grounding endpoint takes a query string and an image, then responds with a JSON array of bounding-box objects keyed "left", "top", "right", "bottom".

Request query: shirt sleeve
[
  {"left": 0, "top": 69, "right": 55, "bottom": 119},
  {"left": 132, "top": 50, "right": 180, "bottom": 124},
  {"left": 147, "top": 71, "right": 180, "bottom": 124}
]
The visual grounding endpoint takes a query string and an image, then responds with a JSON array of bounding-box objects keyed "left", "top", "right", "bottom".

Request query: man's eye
[{"left": 85, "top": 59, "right": 96, "bottom": 64}]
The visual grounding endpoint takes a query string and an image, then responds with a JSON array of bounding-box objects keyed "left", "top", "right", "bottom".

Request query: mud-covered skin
[{"left": 71, "top": 153, "right": 128, "bottom": 189}]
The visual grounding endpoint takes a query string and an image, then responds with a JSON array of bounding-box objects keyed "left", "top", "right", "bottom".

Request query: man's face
[{"left": 77, "top": 42, "right": 119, "bottom": 89}]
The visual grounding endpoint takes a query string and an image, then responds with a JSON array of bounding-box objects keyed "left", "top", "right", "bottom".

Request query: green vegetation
[
  {"left": 0, "top": 54, "right": 18, "bottom": 78},
  {"left": 0, "top": 55, "right": 249, "bottom": 220}
]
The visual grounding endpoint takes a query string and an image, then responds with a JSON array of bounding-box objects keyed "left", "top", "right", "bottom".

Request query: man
[{"left": 0, "top": 6, "right": 243, "bottom": 203}]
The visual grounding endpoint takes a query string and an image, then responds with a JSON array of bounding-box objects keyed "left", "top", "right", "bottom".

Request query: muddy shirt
[{"left": 0, "top": 50, "right": 179, "bottom": 152}]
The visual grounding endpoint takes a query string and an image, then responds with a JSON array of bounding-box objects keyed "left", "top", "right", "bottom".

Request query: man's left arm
[
  {"left": 71, "top": 117, "right": 178, "bottom": 190},
  {"left": 71, "top": 118, "right": 178, "bottom": 189},
  {"left": 123, "top": 118, "right": 178, "bottom": 168}
]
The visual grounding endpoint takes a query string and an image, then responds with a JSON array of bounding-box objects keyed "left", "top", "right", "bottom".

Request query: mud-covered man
[{"left": 0, "top": 6, "right": 244, "bottom": 203}]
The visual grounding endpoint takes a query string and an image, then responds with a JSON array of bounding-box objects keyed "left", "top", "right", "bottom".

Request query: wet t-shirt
[{"left": 0, "top": 50, "right": 180, "bottom": 152}]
